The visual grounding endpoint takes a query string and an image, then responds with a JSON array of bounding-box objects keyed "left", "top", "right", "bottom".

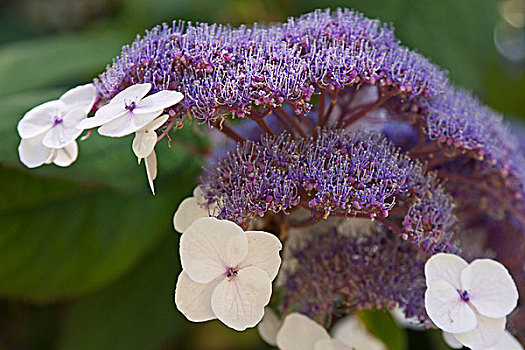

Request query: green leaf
[
  {"left": 357, "top": 309, "right": 407, "bottom": 350},
  {"left": 0, "top": 28, "right": 129, "bottom": 96},
  {"left": 58, "top": 233, "right": 189, "bottom": 350}
]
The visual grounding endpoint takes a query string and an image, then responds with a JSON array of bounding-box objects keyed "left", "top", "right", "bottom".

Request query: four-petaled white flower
[
  {"left": 173, "top": 185, "right": 217, "bottom": 232},
  {"left": 174, "top": 217, "right": 282, "bottom": 331},
  {"left": 17, "top": 84, "right": 96, "bottom": 168},
  {"left": 443, "top": 330, "right": 524, "bottom": 350},
  {"left": 274, "top": 312, "right": 386, "bottom": 350},
  {"left": 424, "top": 253, "right": 519, "bottom": 349},
  {"left": 79, "top": 83, "right": 183, "bottom": 137},
  {"left": 132, "top": 115, "right": 169, "bottom": 195}
]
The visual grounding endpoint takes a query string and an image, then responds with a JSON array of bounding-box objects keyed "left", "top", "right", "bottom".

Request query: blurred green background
[{"left": 0, "top": 0, "right": 523, "bottom": 349}]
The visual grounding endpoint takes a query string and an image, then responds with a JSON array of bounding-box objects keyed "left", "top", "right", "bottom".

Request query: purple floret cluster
[{"left": 279, "top": 224, "right": 429, "bottom": 326}]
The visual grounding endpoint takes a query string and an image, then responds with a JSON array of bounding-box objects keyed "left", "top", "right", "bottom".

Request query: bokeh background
[{"left": 0, "top": 0, "right": 523, "bottom": 349}]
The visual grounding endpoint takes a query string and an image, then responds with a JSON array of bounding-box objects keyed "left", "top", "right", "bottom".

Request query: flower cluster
[
  {"left": 17, "top": 84, "right": 96, "bottom": 168},
  {"left": 279, "top": 222, "right": 429, "bottom": 324},
  {"left": 201, "top": 128, "right": 456, "bottom": 252}
]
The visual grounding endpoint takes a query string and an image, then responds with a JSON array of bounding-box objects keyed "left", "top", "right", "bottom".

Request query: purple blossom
[{"left": 279, "top": 224, "right": 430, "bottom": 326}]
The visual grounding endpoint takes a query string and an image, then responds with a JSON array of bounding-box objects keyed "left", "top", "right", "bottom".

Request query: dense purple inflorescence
[
  {"left": 202, "top": 128, "right": 456, "bottom": 253},
  {"left": 279, "top": 223, "right": 429, "bottom": 326},
  {"left": 94, "top": 8, "right": 447, "bottom": 122}
]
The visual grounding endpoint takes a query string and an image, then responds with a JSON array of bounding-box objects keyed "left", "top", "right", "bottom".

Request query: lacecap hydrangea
[{"left": 17, "top": 8, "right": 524, "bottom": 349}]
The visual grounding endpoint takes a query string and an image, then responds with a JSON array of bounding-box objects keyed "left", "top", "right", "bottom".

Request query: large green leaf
[
  {"left": 58, "top": 234, "right": 188, "bottom": 350},
  {"left": 0, "top": 28, "right": 130, "bottom": 97},
  {"left": 357, "top": 309, "right": 407, "bottom": 350}
]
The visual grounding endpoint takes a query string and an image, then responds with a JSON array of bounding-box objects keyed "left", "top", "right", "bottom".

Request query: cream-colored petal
[
  {"left": 442, "top": 332, "right": 463, "bottom": 349},
  {"left": 425, "top": 253, "right": 468, "bottom": 289},
  {"left": 174, "top": 271, "right": 221, "bottom": 322},
  {"left": 59, "top": 83, "right": 96, "bottom": 113},
  {"left": 276, "top": 313, "right": 330, "bottom": 350},
  {"left": 257, "top": 307, "right": 280, "bottom": 346},
  {"left": 18, "top": 133, "right": 53, "bottom": 168},
  {"left": 461, "top": 259, "right": 518, "bottom": 318},
  {"left": 314, "top": 339, "right": 350, "bottom": 350},
  {"left": 145, "top": 149, "right": 157, "bottom": 195},
  {"left": 180, "top": 217, "right": 248, "bottom": 284},
  {"left": 173, "top": 197, "right": 209, "bottom": 233},
  {"left": 239, "top": 231, "right": 282, "bottom": 280},
  {"left": 52, "top": 141, "right": 78, "bottom": 167},
  {"left": 137, "top": 114, "right": 169, "bottom": 133},
  {"left": 133, "top": 130, "right": 157, "bottom": 159},
  {"left": 453, "top": 314, "right": 506, "bottom": 350},
  {"left": 97, "top": 110, "right": 163, "bottom": 137},
  {"left": 424, "top": 280, "right": 477, "bottom": 333},
  {"left": 137, "top": 90, "right": 184, "bottom": 113},
  {"left": 331, "top": 314, "right": 386, "bottom": 350},
  {"left": 487, "top": 330, "right": 524, "bottom": 350},
  {"left": 17, "top": 100, "right": 62, "bottom": 139},
  {"left": 210, "top": 266, "right": 271, "bottom": 331}
]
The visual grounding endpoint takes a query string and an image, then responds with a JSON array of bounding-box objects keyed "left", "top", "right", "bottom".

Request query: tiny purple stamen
[
  {"left": 125, "top": 101, "right": 136, "bottom": 112},
  {"left": 226, "top": 267, "right": 238, "bottom": 279},
  {"left": 457, "top": 289, "right": 470, "bottom": 302},
  {"left": 53, "top": 116, "right": 63, "bottom": 126}
]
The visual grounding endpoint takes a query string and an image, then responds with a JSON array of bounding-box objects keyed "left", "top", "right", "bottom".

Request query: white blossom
[
  {"left": 390, "top": 307, "right": 425, "bottom": 331},
  {"left": 424, "top": 253, "right": 519, "bottom": 349},
  {"left": 132, "top": 115, "right": 169, "bottom": 194},
  {"left": 443, "top": 330, "right": 523, "bottom": 350},
  {"left": 79, "top": 83, "right": 183, "bottom": 137},
  {"left": 17, "top": 84, "right": 96, "bottom": 168},
  {"left": 173, "top": 185, "right": 217, "bottom": 233},
  {"left": 272, "top": 312, "right": 385, "bottom": 350},
  {"left": 174, "top": 217, "right": 282, "bottom": 331}
]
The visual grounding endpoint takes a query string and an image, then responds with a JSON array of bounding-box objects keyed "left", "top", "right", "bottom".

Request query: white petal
[
  {"left": 136, "top": 90, "right": 184, "bottom": 113},
  {"left": 138, "top": 114, "right": 169, "bottom": 132},
  {"left": 257, "top": 307, "right": 280, "bottom": 346},
  {"left": 276, "top": 313, "right": 330, "bottom": 350},
  {"left": 52, "top": 141, "right": 78, "bottom": 167},
  {"left": 174, "top": 271, "right": 221, "bottom": 322},
  {"left": 111, "top": 83, "right": 151, "bottom": 104},
  {"left": 17, "top": 100, "right": 63, "bottom": 139},
  {"left": 173, "top": 197, "right": 209, "bottom": 233},
  {"left": 454, "top": 314, "right": 506, "bottom": 349},
  {"left": 145, "top": 149, "right": 157, "bottom": 195},
  {"left": 461, "top": 259, "right": 518, "bottom": 318},
  {"left": 42, "top": 109, "right": 86, "bottom": 148},
  {"left": 180, "top": 217, "right": 248, "bottom": 283},
  {"left": 59, "top": 83, "right": 97, "bottom": 113},
  {"left": 210, "top": 266, "right": 271, "bottom": 331},
  {"left": 239, "top": 231, "right": 282, "bottom": 280},
  {"left": 442, "top": 332, "right": 464, "bottom": 349},
  {"left": 79, "top": 103, "right": 127, "bottom": 129},
  {"left": 390, "top": 308, "right": 425, "bottom": 331},
  {"left": 193, "top": 185, "right": 207, "bottom": 202},
  {"left": 331, "top": 314, "right": 386, "bottom": 350},
  {"left": 133, "top": 130, "right": 157, "bottom": 159},
  {"left": 424, "top": 280, "right": 477, "bottom": 333},
  {"left": 97, "top": 110, "right": 163, "bottom": 137},
  {"left": 314, "top": 339, "right": 350, "bottom": 350},
  {"left": 488, "top": 330, "right": 524, "bottom": 350},
  {"left": 425, "top": 253, "right": 468, "bottom": 289},
  {"left": 18, "top": 133, "right": 53, "bottom": 168}
]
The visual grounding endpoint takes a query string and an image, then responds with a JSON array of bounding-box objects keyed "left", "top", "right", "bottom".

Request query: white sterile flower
[
  {"left": 331, "top": 314, "right": 387, "bottom": 350},
  {"left": 257, "top": 307, "right": 281, "bottom": 346},
  {"left": 424, "top": 253, "right": 519, "bottom": 349},
  {"left": 79, "top": 83, "right": 183, "bottom": 137},
  {"left": 443, "top": 330, "right": 524, "bottom": 350},
  {"left": 175, "top": 217, "right": 282, "bottom": 331},
  {"left": 173, "top": 185, "right": 217, "bottom": 233},
  {"left": 132, "top": 115, "right": 169, "bottom": 195},
  {"left": 276, "top": 313, "right": 348, "bottom": 350},
  {"left": 390, "top": 307, "right": 425, "bottom": 331},
  {"left": 17, "top": 84, "right": 96, "bottom": 168}
]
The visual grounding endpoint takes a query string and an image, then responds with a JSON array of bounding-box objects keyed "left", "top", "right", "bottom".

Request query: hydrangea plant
[{"left": 16, "top": 8, "right": 524, "bottom": 350}]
